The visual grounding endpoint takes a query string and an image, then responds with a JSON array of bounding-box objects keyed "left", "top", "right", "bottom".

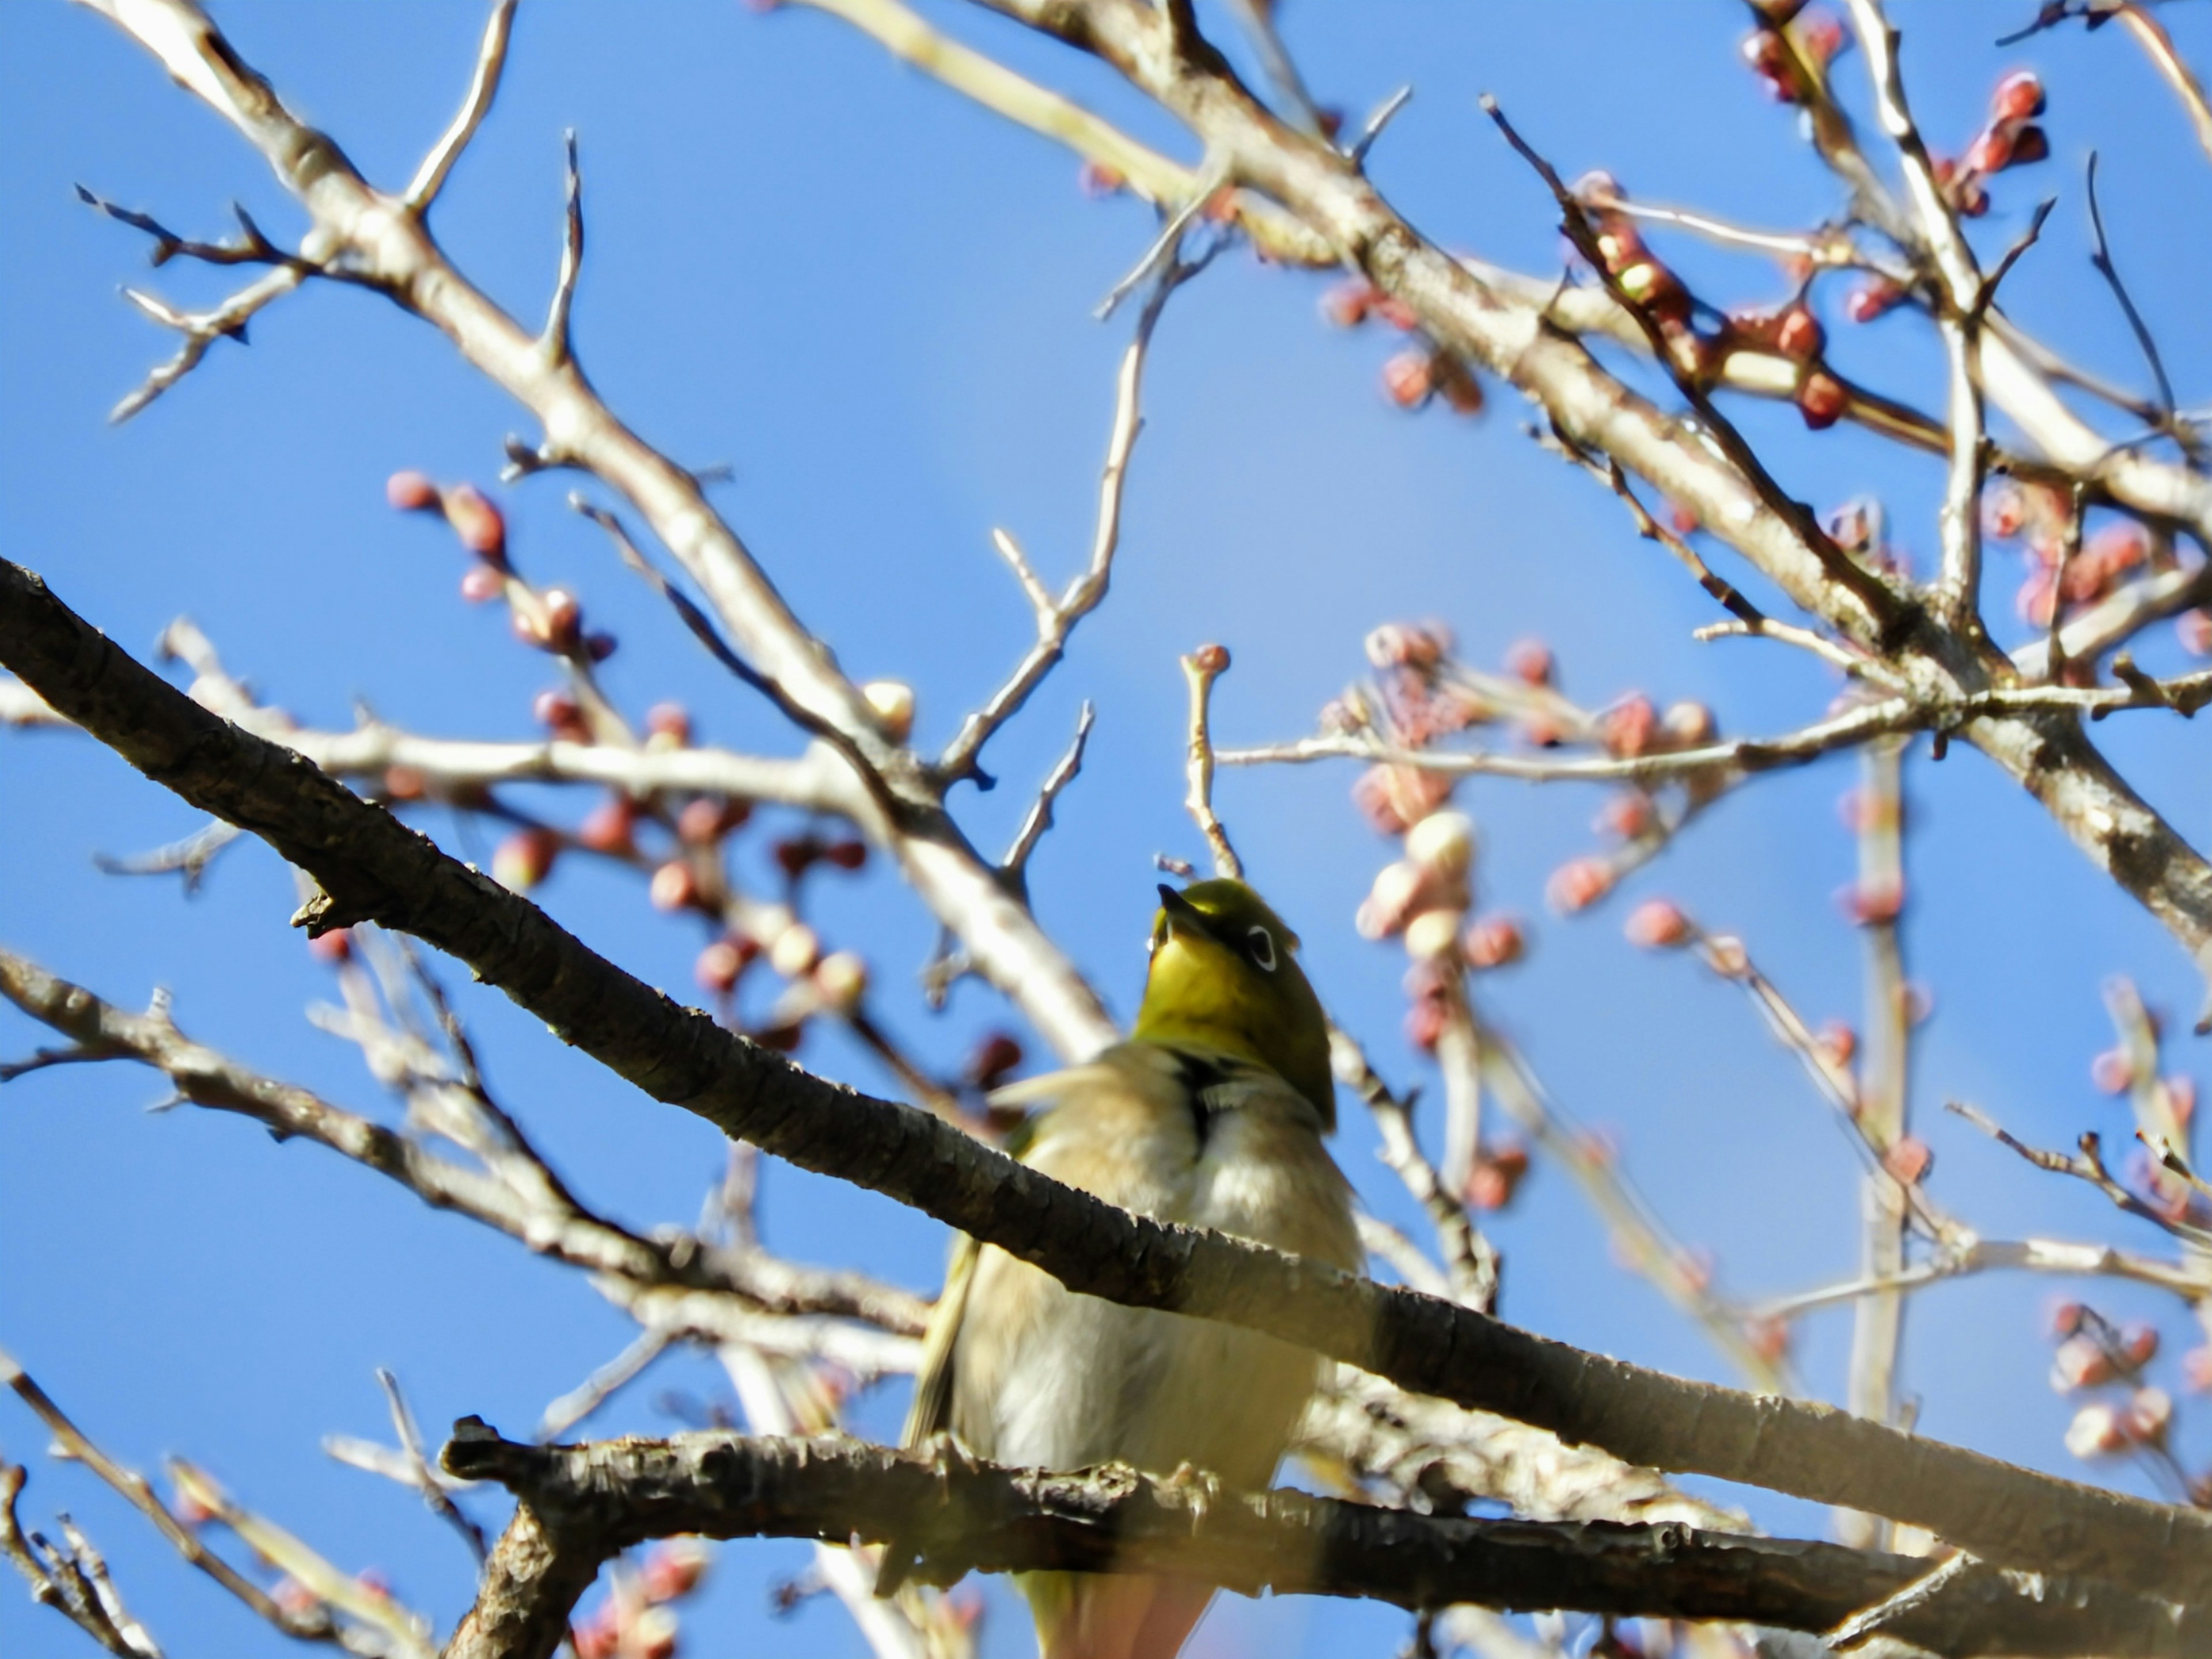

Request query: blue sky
[{"left": 4, "top": 3, "right": 2211, "bottom": 1656}]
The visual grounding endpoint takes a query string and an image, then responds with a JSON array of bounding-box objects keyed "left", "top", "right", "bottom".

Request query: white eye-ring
[{"left": 1246, "top": 925, "right": 1278, "bottom": 972}]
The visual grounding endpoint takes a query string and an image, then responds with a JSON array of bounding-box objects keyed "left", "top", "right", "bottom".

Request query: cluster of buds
[
  {"left": 1984, "top": 481, "right": 2158, "bottom": 643},
  {"left": 573, "top": 1538, "right": 714, "bottom": 1659},
  {"left": 1574, "top": 176, "right": 1845, "bottom": 429},
  {"left": 1318, "top": 278, "right": 1483, "bottom": 415},
  {"left": 2047, "top": 1302, "right": 2177, "bottom": 1466},
  {"left": 1935, "top": 71, "right": 2050, "bottom": 220},
  {"left": 389, "top": 468, "right": 616, "bottom": 661},
  {"left": 1739, "top": 5, "right": 1847, "bottom": 105}
]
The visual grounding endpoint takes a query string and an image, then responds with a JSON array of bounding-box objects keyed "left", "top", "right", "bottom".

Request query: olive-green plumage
[{"left": 903, "top": 879, "right": 1359, "bottom": 1659}]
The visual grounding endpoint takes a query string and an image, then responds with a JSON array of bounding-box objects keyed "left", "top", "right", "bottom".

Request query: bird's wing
[{"left": 901, "top": 1230, "right": 978, "bottom": 1447}]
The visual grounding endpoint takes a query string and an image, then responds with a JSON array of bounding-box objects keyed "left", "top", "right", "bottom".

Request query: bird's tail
[{"left": 1021, "top": 1571, "right": 1214, "bottom": 1659}]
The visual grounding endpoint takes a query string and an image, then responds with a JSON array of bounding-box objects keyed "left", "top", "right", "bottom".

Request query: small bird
[{"left": 904, "top": 878, "right": 1359, "bottom": 1659}]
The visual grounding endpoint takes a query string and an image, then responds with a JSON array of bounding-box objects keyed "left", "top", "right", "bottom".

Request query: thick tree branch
[
  {"left": 436, "top": 1424, "right": 2198, "bottom": 1659},
  {"left": 5, "top": 560, "right": 2207, "bottom": 1603}
]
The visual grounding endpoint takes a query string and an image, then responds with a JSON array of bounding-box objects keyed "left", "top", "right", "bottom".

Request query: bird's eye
[{"left": 1246, "top": 925, "right": 1278, "bottom": 972}]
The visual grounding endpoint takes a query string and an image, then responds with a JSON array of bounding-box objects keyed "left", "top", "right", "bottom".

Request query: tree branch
[
  {"left": 436, "top": 1423, "right": 2200, "bottom": 1659},
  {"left": 5, "top": 556, "right": 2205, "bottom": 1601}
]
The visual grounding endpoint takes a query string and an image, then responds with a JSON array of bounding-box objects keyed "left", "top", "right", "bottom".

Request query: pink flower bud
[
  {"left": 1882, "top": 1135, "right": 1932, "bottom": 1185},
  {"left": 539, "top": 588, "right": 582, "bottom": 652},
  {"left": 1796, "top": 370, "right": 1847, "bottom": 429},
  {"left": 2090, "top": 1049, "right": 2132, "bottom": 1094},
  {"left": 1845, "top": 276, "right": 1906, "bottom": 324},
  {"left": 2051, "top": 1333, "right": 2115, "bottom": 1392},
  {"left": 1463, "top": 913, "right": 1527, "bottom": 971},
  {"left": 386, "top": 469, "right": 441, "bottom": 512},
  {"left": 2064, "top": 1400, "right": 2127, "bottom": 1459},
  {"left": 2123, "top": 1386, "right": 2173, "bottom": 1444},
  {"left": 576, "top": 797, "right": 637, "bottom": 857},
  {"left": 1320, "top": 280, "right": 1376, "bottom": 328},
  {"left": 308, "top": 927, "right": 353, "bottom": 964},
  {"left": 1503, "top": 638, "right": 1554, "bottom": 687},
  {"left": 641, "top": 1539, "right": 713, "bottom": 1604},
  {"left": 649, "top": 859, "right": 699, "bottom": 912},
  {"left": 1992, "top": 69, "right": 2046, "bottom": 123},
  {"left": 459, "top": 565, "right": 505, "bottom": 603},
  {"left": 1077, "top": 160, "right": 1125, "bottom": 198},
  {"left": 1597, "top": 694, "right": 1658, "bottom": 759},
  {"left": 440, "top": 483, "right": 507, "bottom": 563},
  {"left": 965, "top": 1032, "right": 1025, "bottom": 1090},
  {"left": 1381, "top": 350, "right": 1433, "bottom": 408},
  {"left": 1546, "top": 856, "right": 1613, "bottom": 915},
  {"left": 1624, "top": 899, "right": 1692, "bottom": 949},
  {"left": 647, "top": 702, "right": 693, "bottom": 744},
  {"left": 493, "top": 828, "right": 560, "bottom": 892},
  {"left": 696, "top": 938, "right": 751, "bottom": 995}
]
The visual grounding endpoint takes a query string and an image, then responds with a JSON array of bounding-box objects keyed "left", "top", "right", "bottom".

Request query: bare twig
[
  {"left": 1948, "top": 1100, "right": 2212, "bottom": 1248},
  {"left": 541, "top": 130, "right": 582, "bottom": 366},
  {"left": 92, "top": 819, "right": 243, "bottom": 894},
  {"left": 1, "top": 1462, "right": 158, "bottom": 1657},
  {"left": 2085, "top": 151, "right": 2180, "bottom": 425},
  {"left": 940, "top": 254, "right": 1197, "bottom": 782},
  {"left": 402, "top": 0, "right": 518, "bottom": 210},
  {"left": 0, "top": 1345, "right": 342, "bottom": 1646},
  {"left": 1180, "top": 643, "right": 1242, "bottom": 880},
  {"left": 376, "top": 1368, "right": 486, "bottom": 1562},
  {"left": 534, "top": 1328, "right": 677, "bottom": 1444},
  {"left": 1000, "top": 700, "right": 1095, "bottom": 893},
  {"left": 108, "top": 266, "right": 306, "bottom": 424}
]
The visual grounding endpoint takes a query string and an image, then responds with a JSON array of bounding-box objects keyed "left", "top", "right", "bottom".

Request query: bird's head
[{"left": 1133, "top": 878, "right": 1335, "bottom": 1131}]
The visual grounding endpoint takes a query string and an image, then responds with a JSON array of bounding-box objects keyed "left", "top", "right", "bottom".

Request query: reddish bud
[
  {"left": 1404, "top": 995, "right": 1447, "bottom": 1052},
  {"left": 308, "top": 927, "right": 354, "bottom": 964},
  {"left": 2184, "top": 1346, "right": 2212, "bottom": 1393},
  {"left": 1504, "top": 638, "right": 1554, "bottom": 687},
  {"left": 1882, "top": 1135, "right": 1933, "bottom": 1185},
  {"left": 2064, "top": 1400, "right": 2128, "bottom": 1458},
  {"left": 647, "top": 702, "right": 693, "bottom": 744},
  {"left": 1844, "top": 276, "right": 1907, "bottom": 324},
  {"left": 2123, "top": 1385, "right": 2173, "bottom": 1444},
  {"left": 1844, "top": 878, "right": 1904, "bottom": 926},
  {"left": 2171, "top": 607, "right": 2212, "bottom": 656},
  {"left": 1740, "top": 28, "right": 1797, "bottom": 99},
  {"left": 459, "top": 565, "right": 505, "bottom": 603},
  {"left": 383, "top": 764, "right": 428, "bottom": 802},
  {"left": 1624, "top": 898, "right": 1694, "bottom": 949},
  {"left": 1665, "top": 499, "right": 1700, "bottom": 536},
  {"left": 1320, "top": 280, "right": 1376, "bottom": 328},
  {"left": 1661, "top": 700, "right": 1717, "bottom": 749},
  {"left": 2090, "top": 1048, "right": 2133, "bottom": 1094},
  {"left": 1464, "top": 1145, "right": 1531, "bottom": 1211},
  {"left": 823, "top": 838, "right": 869, "bottom": 871},
  {"left": 1982, "top": 480, "right": 2027, "bottom": 540},
  {"left": 1190, "top": 642, "right": 1232, "bottom": 675},
  {"left": 1992, "top": 70, "right": 2046, "bottom": 123},
  {"left": 965, "top": 1032, "right": 1026, "bottom": 1092},
  {"left": 1597, "top": 694, "right": 1658, "bottom": 759},
  {"left": 1796, "top": 369, "right": 1848, "bottom": 429},
  {"left": 2169, "top": 1074, "right": 2197, "bottom": 1127},
  {"left": 2121, "top": 1323, "right": 2161, "bottom": 1369},
  {"left": 695, "top": 937, "right": 752, "bottom": 995},
  {"left": 584, "top": 630, "right": 618, "bottom": 663},
  {"left": 493, "top": 828, "right": 560, "bottom": 892},
  {"left": 677, "top": 796, "right": 749, "bottom": 845},
  {"left": 753, "top": 1021, "right": 803, "bottom": 1053},
  {"left": 1372, "top": 294, "right": 1419, "bottom": 331},
  {"left": 1774, "top": 305, "right": 1825, "bottom": 361},
  {"left": 440, "top": 483, "right": 507, "bottom": 563},
  {"left": 649, "top": 859, "right": 700, "bottom": 913},
  {"left": 1596, "top": 793, "right": 1655, "bottom": 840},
  {"left": 1463, "top": 912, "right": 1527, "bottom": 970},
  {"left": 576, "top": 797, "right": 638, "bottom": 857},
  {"left": 2050, "top": 1299, "right": 2087, "bottom": 1339},
  {"left": 774, "top": 837, "right": 821, "bottom": 878},
  {"left": 1965, "top": 125, "right": 2016, "bottom": 177},
  {"left": 539, "top": 588, "right": 582, "bottom": 652},
  {"left": 642, "top": 1539, "right": 713, "bottom": 1604},
  {"left": 1364, "top": 622, "right": 1448, "bottom": 669},
  {"left": 1546, "top": 856, "right": 1614, "bottom": 915},
  {"left": 1797, "top": 8, "right": 1846, "bottom": 66},
  {"left": 533, "top": 689, "right": 589, "bottom": 744},
  {"left": 1815, "top": 1020, "right": 1857, "bottom": 1070},
  {"left": 631, "top": 1606, "right": 680, "bottom": 1659},
  {"left": 386, "top": 469, "right": 440, "bottom": 512},
  {"left": 2051, "top": 1332, "right": 2116, "bottom": 1392},
  {"left": 1747, "top": 1316, "right": 1791, "bottom": 1366},
  {"left": 1381, "top": 349, "right": 1433, "bottom": 408},
  {"left": 2009, "top": 124, "right": 2051, "bottom": 168},
  {"left": 1077, "top": 160, "right": 1125, "bottom": 198}
]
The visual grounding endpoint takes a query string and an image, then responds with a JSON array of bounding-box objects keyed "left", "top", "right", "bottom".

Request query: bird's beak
[{"left": 1156, "top": 883, "right": 1213, "bottom": 944}]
